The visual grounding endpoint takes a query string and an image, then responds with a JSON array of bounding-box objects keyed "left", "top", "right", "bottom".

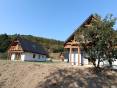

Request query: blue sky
[{"left": 0, "top": 0, "right": 117, "bottom": 41}]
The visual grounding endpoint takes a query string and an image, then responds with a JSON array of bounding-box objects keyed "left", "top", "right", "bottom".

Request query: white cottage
[
  {"left": 64, "top": 15, "right": 94, "bottom": 65},
  {"left": 64, "top": 14, "right": 117, "bottom": 66},
  {"left": 8, "top": 37, "right": 48, "bottom": 61}
]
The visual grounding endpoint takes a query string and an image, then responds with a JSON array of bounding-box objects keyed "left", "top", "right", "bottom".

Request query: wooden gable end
[
  {"left": 8, "top": 40, "right": 24, "bottom": 53},
  {"left": 64, "top": 35, "right": 80, "bottom": 48},
  {"left": 64, "top": 15, "right": 96, "bottom": 49}
]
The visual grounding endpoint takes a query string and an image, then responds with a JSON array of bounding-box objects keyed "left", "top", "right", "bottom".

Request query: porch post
[
  {"left": 7, "top": 52, "right": 11, "bottom": 60},
  {"left": 71, "top": 48, "right": 74, "bottom": 65},
  {"left": 70, "top": 46, "right": 72, "bottom": 64},
  {"left": 78, "top": 46, "right": 80, "bottom": 65}
]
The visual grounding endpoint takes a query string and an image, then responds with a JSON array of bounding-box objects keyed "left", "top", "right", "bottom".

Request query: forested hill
[{"left": 0, "top": 34, "right": 64, "bottom": 53}]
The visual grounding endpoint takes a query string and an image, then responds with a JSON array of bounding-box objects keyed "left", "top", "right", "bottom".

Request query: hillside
[
  {"left": 0, "top": 34, "right": 64, "bottom": 54},
  {"left": 0, "top": 60, "right": 117, "bottom": 88}
]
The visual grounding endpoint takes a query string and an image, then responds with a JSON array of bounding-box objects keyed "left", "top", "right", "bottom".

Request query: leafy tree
[
  {"left": 75, "top": 14, "right": 117, "bottom": 68},
  {"left": 0, "top": 34, "right": 11, "bottom": 52}
]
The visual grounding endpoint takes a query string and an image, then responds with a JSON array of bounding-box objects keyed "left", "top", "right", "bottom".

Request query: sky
[{"left": 0, "top": 0, "right": 117, "bottom": 41}]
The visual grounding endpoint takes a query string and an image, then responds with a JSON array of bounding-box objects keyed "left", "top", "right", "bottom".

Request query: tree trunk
[
  {"left": 92, "top": 60, "right": 96, "bottom": 67},
  {"left": 108, "top": 59, "right": 112, "bottom": 67},
  {"left": 97, "top": 58, "right": 100, "bottom": 68}
]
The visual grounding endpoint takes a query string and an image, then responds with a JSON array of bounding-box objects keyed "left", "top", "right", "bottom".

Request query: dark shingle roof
[{"left": 15, "top": 37, "right": 48, "bottom": 55}]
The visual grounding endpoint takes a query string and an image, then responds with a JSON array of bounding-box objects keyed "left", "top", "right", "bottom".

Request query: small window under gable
[{"left": 33, "top": 54, "right": 36, "bottom": 58}]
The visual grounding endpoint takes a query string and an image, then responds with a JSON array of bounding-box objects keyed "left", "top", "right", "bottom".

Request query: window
[
  {"left": 38, "top": 55, "right": 40, "bottom": 59},
  {"left": 42, "top": 55, "right": 46, "bottom": 58},
  {"left": 33, "top": 54, "right": 36, "bottom": 58},
  {"left": 42, "top": 55, "right": 45, "bottom": 58}
]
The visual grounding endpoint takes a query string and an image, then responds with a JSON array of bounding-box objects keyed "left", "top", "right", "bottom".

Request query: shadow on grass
[{"left": 36, "top": 67, "right": 117, "bottom": 88}]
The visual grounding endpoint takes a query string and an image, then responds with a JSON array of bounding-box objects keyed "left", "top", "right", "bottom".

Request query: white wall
[
  {"left": 69, "top": 53, "right": 81, "bottom": 65},
  {"left": 83, "top": 59, "right": 89, "bottom": 65},
  {"left": 10, "top": 52, "right": 47, "bottom": 62},
  {"left": 95, "top": 59, "right": 117, "bottom": 68},
  {"left": 113, "top": 59, "right": 117, "bottom": 65},
  {"left": 11, "top": 53, "right": 15, "bottom": 61},
  {"left": 21, "top": 54, "right": 25, "bottom": 61},
  {"left": 23, "top": 52, "right": 46, "bottom": 61},
  {"left": 68, "top": 49, "right": 90, "bottom": 65}
]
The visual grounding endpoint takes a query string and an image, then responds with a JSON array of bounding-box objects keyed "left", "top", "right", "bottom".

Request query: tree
[
  {"left": 75, "top": 14, "right": 117, "bottom": 68},
  {"left": 0, "top": 34, "right": 11, "bottom": 52}
]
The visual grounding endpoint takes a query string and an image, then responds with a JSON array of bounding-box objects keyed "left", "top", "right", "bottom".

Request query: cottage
[
  {"left": 64, "top": 14, "right": 117, "bottom": 66},
  {"left": 64, "top": 15, "right": 95, "bottom": 65},
  {"left": 8, "top": 37, "right": 48, "bottom": 61}
]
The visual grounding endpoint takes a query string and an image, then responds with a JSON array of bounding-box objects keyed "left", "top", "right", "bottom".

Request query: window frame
[{"left": 33, "top": 54, "right": 36, "bottom": 58}]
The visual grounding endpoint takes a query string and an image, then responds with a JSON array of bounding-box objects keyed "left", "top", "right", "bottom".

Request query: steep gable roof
[
  {"left": 64, "top": 14, "right": 95, "bottom": 44},
  {"left": 10, "top": 37, "right": 48, "bottom": 55}
]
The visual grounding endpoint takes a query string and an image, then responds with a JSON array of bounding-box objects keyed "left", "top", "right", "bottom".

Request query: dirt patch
[{"left": 0, "top": 60, "right": 117, "bottom": 88}]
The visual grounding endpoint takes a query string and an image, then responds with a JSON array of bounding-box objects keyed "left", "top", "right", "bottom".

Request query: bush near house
[{"left": 0, "top": 53, "right": 7, "bottom": 60}]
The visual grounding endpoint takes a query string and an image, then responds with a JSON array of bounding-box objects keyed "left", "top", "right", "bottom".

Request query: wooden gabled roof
[
  {"left": 64, "top": 14, "right": 95, "bottom": 45},
  {"left": 9, "top": 37, "right": 48, "bottom": 55}
]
